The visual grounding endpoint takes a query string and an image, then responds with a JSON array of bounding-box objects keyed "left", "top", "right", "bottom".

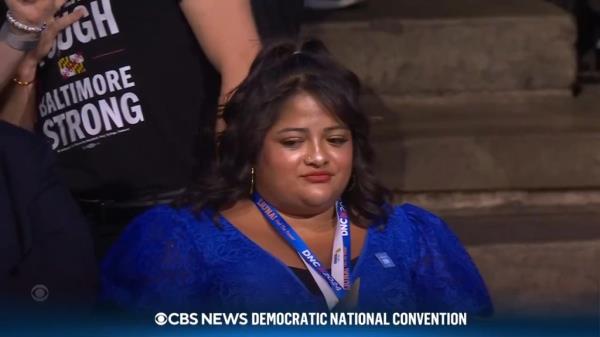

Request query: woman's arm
[
  {"left": 0, "top": 0, "right": 59, "bottom": 90},
  {"left": 0, "top": 1, "right": 82, "bottom": 130},
  {"left": 179, "top": 0, "right": 261, "bottom": 133},
  {"left": 401, "top": 204, "right": 494, "bottom": 315},
  {"left": 0, "top": 53, "right": 37, "bottom": 130},
  {"left": 0, "top": 43, "right": 25, "bottom": 91}
]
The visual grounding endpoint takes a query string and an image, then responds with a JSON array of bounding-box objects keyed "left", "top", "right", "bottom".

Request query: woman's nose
[{"left": 303, "top": 142, "right": 329, "bottom": 166}]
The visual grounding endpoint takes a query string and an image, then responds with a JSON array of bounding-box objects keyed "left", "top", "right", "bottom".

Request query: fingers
[
  {"left": 28, "top": 7, "right": 83, "bottom": 62},
  {"left": 51, "top": 7, "right": 84, "bottom": 32},
  {"left": 40, "top": 8, "right": 83, "bottom": 43}
]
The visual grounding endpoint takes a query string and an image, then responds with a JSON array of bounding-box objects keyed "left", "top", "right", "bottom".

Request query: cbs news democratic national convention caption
[{"left": 154, "top": 312, "right": 468, "bottom": 327}]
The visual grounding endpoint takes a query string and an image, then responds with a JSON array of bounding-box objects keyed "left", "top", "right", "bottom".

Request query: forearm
[
  {"left": 218, "top": 55, "right": 257, "bottom": 104},
  {"left": 180, "top": 0, "right": 261, "bottom": 102},
  {"left": 0, "top": 42, "right": 25, "bottom": 91},
  {"left": 0, "top": 2, "right": 85, "bottom": 130},
  {"left": 0, "top": 55, "right": 37, "bottom": 131}
]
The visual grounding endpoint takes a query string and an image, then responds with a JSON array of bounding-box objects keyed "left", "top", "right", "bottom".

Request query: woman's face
[{"left": 255, "top": 92, "right": 353, "bottom": 216}]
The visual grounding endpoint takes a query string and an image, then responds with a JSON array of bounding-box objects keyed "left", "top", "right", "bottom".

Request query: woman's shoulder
[
  {"left": 378, "top": 203, "right": 468, "bottom": 256},
  {"left": 101, "top": 205, "right": 217, "bottom": 311},
  {"left": 102, "top": 205, "right": 218, "bottom": 263},
  {"left": 124, "top": 204, "right": 214, "bottom": 235},
  {"left": 131, "top": 204, "right": 202, "bottom": 223},
  {"left": 385, "top": 203, "right": 465, "bottom": 250},
  {"left": 380, "top": 204, "right": 493, "bottom": 315}
]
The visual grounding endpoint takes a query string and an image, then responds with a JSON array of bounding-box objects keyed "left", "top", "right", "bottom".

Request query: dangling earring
[{"left": 250, "top": 167, "right": 255, "bottom": 195}]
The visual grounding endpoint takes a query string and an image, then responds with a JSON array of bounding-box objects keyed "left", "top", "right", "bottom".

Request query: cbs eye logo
[
  {"left": 155, "top": 313, "right": 168, "bottom": 326},
  {"left": 155, "top": 312, "right": 199, "bottom": 326},
  {"left": 31, "top": 284, "right": 49, "bottom": 302}
]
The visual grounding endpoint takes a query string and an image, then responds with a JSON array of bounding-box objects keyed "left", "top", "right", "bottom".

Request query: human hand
[
  {"left": 4, "top": 0, "right": 66, "bottom": 27},
  {"left": 26, "top": 7, "right": 83, "bottom": 60},
  {"left": 15, "top": 6, "right": 84, "bottom": 81}
]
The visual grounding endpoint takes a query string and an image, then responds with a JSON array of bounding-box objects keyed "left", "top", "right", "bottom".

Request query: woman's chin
[{"left": 299, "top": 190, "right": 341, "bottom": 209}]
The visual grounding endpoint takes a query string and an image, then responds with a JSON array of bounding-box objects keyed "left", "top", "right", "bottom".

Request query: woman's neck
[
  {"left": 247, "top": 194, "right": 338, "bottom": 234},
  {"left": 227, "top": 195, "right": 340, "bottom": 234},
  {"left": 277, "top": 206, "right": 337, "bottom": 234}
]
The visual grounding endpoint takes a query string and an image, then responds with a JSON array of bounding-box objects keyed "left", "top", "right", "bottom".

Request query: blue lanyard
[{"left": 252, "top": 192, "right": 351, "bottom": 302}]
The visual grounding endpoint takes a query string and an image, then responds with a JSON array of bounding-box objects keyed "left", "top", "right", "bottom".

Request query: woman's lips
[{"left": 302, "top": 172, "right": 332, "bottom": 183}]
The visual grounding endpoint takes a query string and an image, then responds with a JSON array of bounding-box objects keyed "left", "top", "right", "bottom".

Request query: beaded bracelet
[{"left": 5, "top": 11, "right": 46, "bottom": 34}]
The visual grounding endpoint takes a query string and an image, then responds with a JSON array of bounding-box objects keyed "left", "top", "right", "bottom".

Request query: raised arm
[
  {"left": 1, "top": 0, "right": 59, "bottom": 89},
  {"left": 0, "top": 39, "right": 24, "bottom": 91},
  {"left": 179, "top": 0, "right": 261, "bottom": 133},
  {"left": 0, "top": 0, "right": 82, "bottom": 130}
]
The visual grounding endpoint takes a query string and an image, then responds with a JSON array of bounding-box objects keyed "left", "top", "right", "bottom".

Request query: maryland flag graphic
[{"left": 58, "top": 53, "right": 86, "bottom": 78}]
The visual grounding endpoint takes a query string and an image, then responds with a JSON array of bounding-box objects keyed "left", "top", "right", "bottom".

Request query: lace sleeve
[
  {"left": 100, "top": 206, "right": 210, "bottom": 312},
  {"left": 401, "top": 204, "right": 493, "bottom": 316}
]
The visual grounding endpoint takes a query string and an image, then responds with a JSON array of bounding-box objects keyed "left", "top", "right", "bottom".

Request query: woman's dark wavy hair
[{"left": 183, "top": 39, "right": 392, "bottom": 226}]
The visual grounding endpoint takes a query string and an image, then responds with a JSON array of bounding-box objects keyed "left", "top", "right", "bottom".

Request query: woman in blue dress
[{"left": 101, "top": 39, "right": 493, "bottom": 314}]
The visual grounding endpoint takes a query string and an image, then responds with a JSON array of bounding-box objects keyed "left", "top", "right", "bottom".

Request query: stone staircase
[
  {"left": 369, "top": 89, "right": 600, "bottom": 192},
  {"left": 444, "top": 205, "right": 599, "bottom": 316},
  {"left": 302, "top": 0, "right": 575, "bottom": 98},
  {"left": 302, "top": 0, "right": 599, "bottom": 316}
]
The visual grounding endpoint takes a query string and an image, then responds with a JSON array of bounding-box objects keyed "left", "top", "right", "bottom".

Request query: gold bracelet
[{"left": 12, "top": 77, "right": 34, "bottom": 86}]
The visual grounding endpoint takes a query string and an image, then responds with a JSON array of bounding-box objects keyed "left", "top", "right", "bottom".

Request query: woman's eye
[
  {"left": 328, "top": 137, "right": 348, "bottom": 145},
  {"left": 281, "top": 139, "right": 302, "bottom": 147}
]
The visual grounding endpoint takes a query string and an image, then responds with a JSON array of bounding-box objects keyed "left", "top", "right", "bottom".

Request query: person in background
[
  {"left": 101, "top": 39, "right": 493, "bottom": 314},
  {"left": 0, "top": 120, "right": 97, "bottom": 309},
  {"left": 546, "top": 0, "right": 600, "bottom": 80},
  {"left": 0, "top": 0, "right": 261, "bottom": 259},
  {"left": 0, "top": 0, "right": 96, "bottom": 309}
]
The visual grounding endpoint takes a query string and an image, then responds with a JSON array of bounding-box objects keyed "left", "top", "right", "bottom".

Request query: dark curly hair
[{"left": 182, "top": 39, "right": 391, "bottom": 226}]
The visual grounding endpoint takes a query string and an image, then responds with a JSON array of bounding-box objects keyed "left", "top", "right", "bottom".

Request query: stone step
[
  {"left": 440, "top": 205, "right": 600, "bottom": 315},
  {"left": 370, "top": 86, "right": 600, "bottom": 192},
  {"left": 397, "top": 190, "right": 600, "bottom": 212},
  {"left": 466, "top": 240, "right": 599, "bottom": 316},
  {"left": 302, "top": 0, "right": 576, "bottom": 98}
]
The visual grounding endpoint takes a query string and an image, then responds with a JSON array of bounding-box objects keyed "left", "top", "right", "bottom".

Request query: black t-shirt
[{"left": 36, "top": 0, "right": 218, "bottom": 200}]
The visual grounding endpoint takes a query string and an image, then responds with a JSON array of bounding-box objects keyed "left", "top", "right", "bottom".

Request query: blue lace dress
[{"left": 100, "top": 204, "right": 493, "bottom": 314}]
